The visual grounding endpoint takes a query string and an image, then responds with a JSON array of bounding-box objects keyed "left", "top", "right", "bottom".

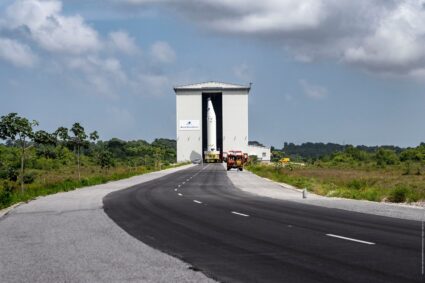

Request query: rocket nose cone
[{"left": 207, "top": 98, "right": 213, "bottom": 110}]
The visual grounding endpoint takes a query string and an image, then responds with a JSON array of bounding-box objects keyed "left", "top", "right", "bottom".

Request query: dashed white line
[
  {"left": 193, "top": 200, "right": 202, "bottom": 204},
  {"left": 174, "top": 189, "right": 178, "bottom": 191},
  {"left": 326, "top": 234, "right": 375, "bottom": 245},
  {"left": 178, "top": 185, "right": 181, "bottom": 187},
  {"left": 231, "top": 211, "right": 249, "bottom": 217},
  {"left": 178, "top": 193, "right": 183, "bottom": 196}
]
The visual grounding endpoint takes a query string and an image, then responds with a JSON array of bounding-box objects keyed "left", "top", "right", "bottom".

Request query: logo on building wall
[{"left": 179, "top": 120, "right": 200, "bottom": 130}]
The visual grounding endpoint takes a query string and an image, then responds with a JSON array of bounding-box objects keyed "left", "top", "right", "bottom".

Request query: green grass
[
  {"left": 246, "top": 164, "right": 425, "bottom": 203},
  {"left": 0, "top": 162, "right": 190, "bottom": 210}
]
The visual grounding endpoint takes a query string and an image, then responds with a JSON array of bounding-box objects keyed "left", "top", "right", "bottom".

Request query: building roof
[{"left": 174, "top": 81, "right": 251, "bottom": 92}]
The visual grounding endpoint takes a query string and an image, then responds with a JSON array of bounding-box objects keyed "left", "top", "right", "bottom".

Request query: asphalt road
[{"left": 104, "top": 164, "right": 423, "bottom": 283}]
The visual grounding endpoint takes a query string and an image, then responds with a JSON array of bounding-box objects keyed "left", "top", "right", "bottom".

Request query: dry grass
[
  {"left": 0, "top": 163, "right": 189, "bottom": 209},
  {"left": 247, "top": 164, "right": 425, "bottom": 203}
]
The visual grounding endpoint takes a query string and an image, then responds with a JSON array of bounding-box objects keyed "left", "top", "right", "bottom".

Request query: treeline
[
  {"left": 272, "top": 142, "right": 425, "bottom": 167},
  {"left": 0, "top": 113, "right": 177, "bottom": 196}
]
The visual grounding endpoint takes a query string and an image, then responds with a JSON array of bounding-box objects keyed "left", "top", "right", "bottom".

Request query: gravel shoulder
[
  {"left": 0, "top": 164, "right": 215, "bottom": 283},
  {"left": 227, "top": 168, "right": 424, "bottom": 221}
]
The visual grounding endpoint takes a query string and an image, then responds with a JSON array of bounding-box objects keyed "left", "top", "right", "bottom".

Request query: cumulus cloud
[
  {"left": 119, "top": 0, "right": 425, "bottom": 78},
  {"left": 0, "top": 37, "right": 37, "bottom": 67},
  {"left": 150, "top": 41, "right": 176, "bottom": 63},
  {"left": 0, "top": 0, "right": 174, "bottom": 98},
  {"left": 299, "top": 80, "right": 328, "bottom": 99},
  {"left": 3, "top": 0, "right": 101, "bottom": 54},
  {"left": 108, "top": 31, "right": 139, "bottom": 55},
  {"left": 66, "top": 55, "right": 128, "bottom": 97}
]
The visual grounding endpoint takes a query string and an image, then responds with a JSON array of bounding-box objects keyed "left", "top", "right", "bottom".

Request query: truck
[{"left": 226, "top": 150, "right": 247, "bottom": 171}]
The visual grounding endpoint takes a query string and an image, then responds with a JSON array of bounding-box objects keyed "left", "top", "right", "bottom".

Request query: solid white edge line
[
  {"left": 193, "top": 200, "right": 202, "bottom": 204},
  {"left": 326, "top": 234, "right": 375, "bottom": 245},
  {"left": 231, "top": 211, "right": 249, "bottom": 217},
  {"left": 178, "top": 193, "right": 183, "bottom": 196}
]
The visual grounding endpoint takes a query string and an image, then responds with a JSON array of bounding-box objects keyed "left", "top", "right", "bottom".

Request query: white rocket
[{"left": 207, "top": 98, "right": 217, "bottom": 152}]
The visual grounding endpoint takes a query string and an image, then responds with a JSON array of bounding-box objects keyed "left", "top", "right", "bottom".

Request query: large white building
[{"left": 174, "top": 81, "right": 270, "bottom": 163}]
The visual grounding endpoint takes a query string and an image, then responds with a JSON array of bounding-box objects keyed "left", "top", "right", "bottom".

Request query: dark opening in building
[{"left": 202, "top": 92, "right": 223, "bottom": 160}]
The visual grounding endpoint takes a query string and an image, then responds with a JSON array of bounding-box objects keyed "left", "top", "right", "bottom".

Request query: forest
[{"left": 0, "top": 113, "right": 181, "bottom": 209}]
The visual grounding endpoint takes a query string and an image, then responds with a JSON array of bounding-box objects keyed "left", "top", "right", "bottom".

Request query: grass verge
[
  {"left": 0, "top": 162, "right": 190, "bottom": 210},
  {"left": 246, "top": 164, "right": 425, "bottom": 203}
]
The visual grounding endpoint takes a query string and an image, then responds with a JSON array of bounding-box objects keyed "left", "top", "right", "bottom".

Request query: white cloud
[
  {"left": 66, "top": 55, "right": 127, "bottom": 97},
  {"left": 207, "top": 0, "right": 326, "bottom": 33},
  {"left": 150, "top": 41, "right": 175, "bottom": 63},
  {"left": 0, "top": 37, "right": 37, "bottom": 67},
  {"left": 121, "top": 0, "right": 425, "bottom": 78},
  {"left": 343, "top": 0, "right": 425, "bottom": 73},
  {"left": 4, "top": 0, "right": 101, "bottom": 54},
  {"left": 108, "top": 31, "right": 139, "bottom": 55},
  {"left": 299, "top": 80, "right": 328, "bottom": 99}
]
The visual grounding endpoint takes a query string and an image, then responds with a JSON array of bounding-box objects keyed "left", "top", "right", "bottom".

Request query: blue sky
[{"left": 1, "top": 0, "right": 425, "bottom": 148}]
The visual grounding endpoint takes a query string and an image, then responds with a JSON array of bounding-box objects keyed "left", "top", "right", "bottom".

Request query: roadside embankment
[{"left": 227, "top": 168, "right": 424, "bottom": 221}]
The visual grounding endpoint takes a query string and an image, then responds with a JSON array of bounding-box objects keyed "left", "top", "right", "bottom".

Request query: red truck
[{"left": 226, "top": 150, "right": 247, "bottom": 171}]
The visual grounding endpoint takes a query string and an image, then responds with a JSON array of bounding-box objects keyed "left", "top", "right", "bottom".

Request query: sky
[{"left": 1, "top": 0, "right": 425, "bottom": 148}]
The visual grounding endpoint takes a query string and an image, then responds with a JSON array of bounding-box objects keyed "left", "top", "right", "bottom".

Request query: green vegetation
[
  {"left": 249, "top": 144, "right": 425, "bottom": 203},
  {"left": 0, "top": 113, "right": 183, "bottom": 210}
]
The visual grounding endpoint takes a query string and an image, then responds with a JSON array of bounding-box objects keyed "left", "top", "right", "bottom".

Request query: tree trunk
[
  {"left": 77, "top": 145, "right": 81, "bottom": 181},
  {"left": 20, "top": 139, "right": 25, "bottom": 193}
]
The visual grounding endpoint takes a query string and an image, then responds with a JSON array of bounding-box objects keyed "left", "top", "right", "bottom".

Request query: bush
[
  {"left": 5, "top": 167, "right": 18, "bottom": 182},
  {"left": 0, "top": 181, "right": 15, "bottom": 207},
  {"left": 376, "top": 149, "right": 399, "bottom": 166},
  {"left": 387, "top": 186, "right": 407, "bottom": 203},
  {"left": 23, "top": 172, "right": 36, "bottom": 184}
]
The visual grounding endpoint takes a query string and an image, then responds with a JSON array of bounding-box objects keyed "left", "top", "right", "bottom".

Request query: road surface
[{"left": 104, "top": 164, "right": 422, "bottom": 283}]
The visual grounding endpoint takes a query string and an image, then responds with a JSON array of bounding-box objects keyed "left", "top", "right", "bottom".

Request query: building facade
[{"left": 174, "top": 81, "right": 270, "bottom": 163}]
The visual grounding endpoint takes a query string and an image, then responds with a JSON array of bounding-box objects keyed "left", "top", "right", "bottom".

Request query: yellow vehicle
[{"left": 280, "top": 157, "right": 290, "bottom": 164}]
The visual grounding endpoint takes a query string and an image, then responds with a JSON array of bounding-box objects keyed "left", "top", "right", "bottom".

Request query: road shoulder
[
  {"left": 227, "top": 169, "right": 424, "bottom": 221},
  {"left": 0, "top": 164, "right": 214, "bottom": 283}
]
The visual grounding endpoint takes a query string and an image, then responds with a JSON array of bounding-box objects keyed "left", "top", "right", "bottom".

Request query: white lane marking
[
  {"left": 193, "top": 200, "right": 202, "bottom": 204},
  {"left": 326, "top": 234, "right": 375, "bottom": 245},
  {"left": 186, "top": 179, "right": 190, "bottom": 181},
  {"left": 178, "top": 185, "right": 181, "bottom": 187},
  {"left": 182, "top": 182, "right": 185, "bottom": 185},
  {"left": 231, "top": 211, "right": 249, "bottom": 217},
  {"left": 174, "top": 189, "right": 178, "bottom": 191},
  {"left": 178, "top": 193, "right": 183, "bottom": 196}
]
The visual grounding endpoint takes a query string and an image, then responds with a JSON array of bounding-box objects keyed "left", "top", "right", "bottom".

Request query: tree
[
  {"left": 33, "top": 130, "right": 57, "bottom": 159},
  {"left": 90, "top": 131, "right": 99, "bottom": 142},
  {"left": 69, "top": 124, "right": 98, "bottom": 181},
  {"left": 70, "top": 123, "right": 87, "bottom": 181},
  {"left": 0, "top": 113, "right": 38, "bottom": 192},
  {"left": 54, "top": 127, "right": 69, "bottom": 145},
  {"left": 96, "top": 148, "right": 114, "bottom": 170},
  {"left": 375, "top": 148, "right": 399, "bottom": 166}
]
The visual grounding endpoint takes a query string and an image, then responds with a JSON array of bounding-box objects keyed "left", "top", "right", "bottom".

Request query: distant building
[{"left": 174, "top": 81, "right": 270, "bottom": 163}]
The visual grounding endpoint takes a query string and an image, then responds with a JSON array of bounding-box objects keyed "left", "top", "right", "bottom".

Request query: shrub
[
  {"left": 387, "top": 186, "right": 407, "bottom": 203},
  {"left": 0, "top": 181, "right": 15, "bottom": 207},
  {"left": 375, "top": 148, "right": 399, "bottom": 166},
  {"left": 6, "top": 167, "right": 18, "bottom": 182},
  {"left": 23, "top": 172, "right": 36, "bottom": 184},
  {"left": 347, "top": 179, "right": 367, "bottom": 190}
]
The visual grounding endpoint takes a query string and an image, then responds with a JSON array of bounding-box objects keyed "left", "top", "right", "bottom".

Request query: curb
[{"left": 0, "top": 202, "right": 24, "bottom": 219}]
